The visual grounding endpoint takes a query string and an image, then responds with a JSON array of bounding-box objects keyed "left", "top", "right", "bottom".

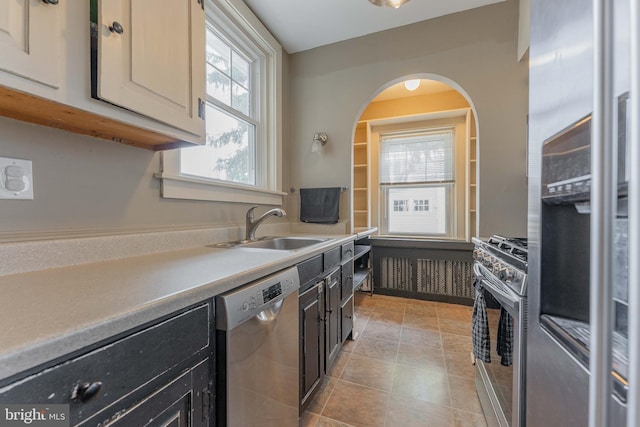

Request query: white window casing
[{"left": 157, "top": 0, "right": 284, "bottom": 205}]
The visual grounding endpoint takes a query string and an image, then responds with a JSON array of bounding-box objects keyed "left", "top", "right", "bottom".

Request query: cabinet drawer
[
  {"left": 0, "top": 303, "right": 210, "bottom": 425},
  {"left": 298, "top": 254, "right": 323, "bottom": 291},
  {"left": 341, "top": 259, "right": 354, "bottom": 302},
  {"left": 323, "top": 247, "right": 341, "bottom": 271},
  {"left": 341, "top": 242, "right": 354, "bottom": 261}
]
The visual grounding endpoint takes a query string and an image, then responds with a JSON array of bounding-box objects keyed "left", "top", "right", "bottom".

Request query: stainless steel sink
[{"left": 213, "top": 236, "right": 329, "bottom": 251}]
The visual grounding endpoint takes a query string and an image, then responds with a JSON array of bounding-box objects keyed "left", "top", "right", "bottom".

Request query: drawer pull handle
[
  {"left": 73, "top": 382, "right": 103, "bottom": 403},
  {"left": 42, "top": 0, "right": 59, "bottom": 4}
]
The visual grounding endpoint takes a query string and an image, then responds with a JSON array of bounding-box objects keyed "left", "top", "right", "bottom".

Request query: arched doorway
[{"left": 351, "top": 75, "right": 479, "bottom": 241}]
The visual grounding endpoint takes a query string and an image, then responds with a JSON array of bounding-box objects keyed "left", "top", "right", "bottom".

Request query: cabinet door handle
[
  {"left": 42, "top": 0, "right": 58, "bottom": 4},
  {"left": 319, "top": 316, "right": 326, "bottom": 322},
  {"left": 73, "top": 382, "right": 103, "bottom": 403},
  {"left": 109, "top": 21, "right": 124, "bottom": 35}
]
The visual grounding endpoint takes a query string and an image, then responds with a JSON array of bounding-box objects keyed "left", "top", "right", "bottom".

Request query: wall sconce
[
  {"left": 368, "top": 0, "right": 411, "bottom": 8},
  {"left": 311, "top": 132, "right": 328, "bottom": 153}
]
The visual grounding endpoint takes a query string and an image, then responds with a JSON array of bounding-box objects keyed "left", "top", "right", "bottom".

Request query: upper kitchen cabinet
[
  {"left": 0, "top": 1, "right": 206, "bottom": 150},
  {"left": 94, "top": 0, "right": 205, "bottom": 138},
  {"left": 0, "top": 0, "right": 61, "bottom": 96}
]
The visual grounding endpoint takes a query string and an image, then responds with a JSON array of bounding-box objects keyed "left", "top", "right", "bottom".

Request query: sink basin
[{"left": 213, "top": 236, "right": 330, "bottom": 251}]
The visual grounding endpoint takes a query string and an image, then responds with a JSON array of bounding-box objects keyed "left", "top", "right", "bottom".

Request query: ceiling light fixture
[
  {"left": 368, "top": 0, "right": 411, "bottom": 9},
  {"left": 404, "top": 79, "right": 420, "bottom": 91}
]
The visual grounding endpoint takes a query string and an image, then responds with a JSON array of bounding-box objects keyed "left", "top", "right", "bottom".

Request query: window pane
[
  {"left": 383, "top": 185, "right": 452, "bottom": 236},
  {"left": 206, "top": 29, "right": 230, "bottom": 73},
  {"left": 232, "top": 51, "right": 250, "bottom": 88},
  {"left": 207, "top": 65, "right": 231, "bottom": 105},
  {"left": 180, "top": 104, "right": 255, "bottom": 185},
  {"left": 232, "top": 83, "right": 249, "bottom": 116},
  {"left": 380, "top": 131, "right": 454, "bottom": 184}
]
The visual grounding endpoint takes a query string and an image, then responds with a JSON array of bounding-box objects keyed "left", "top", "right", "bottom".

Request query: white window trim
[
  {"left": 369, "top": 109, "right": 470, "bottom": 240},
  {"left": 157, "top": 0, "right": 284, "bottom": 205}
]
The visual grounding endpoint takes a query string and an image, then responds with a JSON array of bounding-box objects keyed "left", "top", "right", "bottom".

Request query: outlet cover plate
[{"left": 0, "top": 157, "right": 34, "bottom": 200}]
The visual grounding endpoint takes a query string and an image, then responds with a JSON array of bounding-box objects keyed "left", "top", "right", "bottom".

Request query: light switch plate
[{"left": 0, "top": 157, "right": 34, "bottom": 200}]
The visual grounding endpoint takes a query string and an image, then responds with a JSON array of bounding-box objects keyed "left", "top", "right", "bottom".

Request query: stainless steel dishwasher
[{"left": 216, "top": 267, "right": 300, "bottom": 427}]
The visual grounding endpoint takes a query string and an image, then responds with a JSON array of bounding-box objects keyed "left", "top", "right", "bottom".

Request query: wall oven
[{"left": 472, "top": 236, "right": 528, "bottom": 427}]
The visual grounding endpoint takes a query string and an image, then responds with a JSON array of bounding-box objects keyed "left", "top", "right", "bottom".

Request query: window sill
[{"left": 155, "top": 172, "right": 286, "bottom": 205}]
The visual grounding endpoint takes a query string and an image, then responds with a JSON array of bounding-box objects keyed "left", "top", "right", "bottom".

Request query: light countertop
[{"left": 0, "top": 233, "right": 356, "bottom": 383}]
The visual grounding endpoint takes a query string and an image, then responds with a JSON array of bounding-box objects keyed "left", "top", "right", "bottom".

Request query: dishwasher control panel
[{"left": 216, "top": 267, "right": 301, "bottom": 330}]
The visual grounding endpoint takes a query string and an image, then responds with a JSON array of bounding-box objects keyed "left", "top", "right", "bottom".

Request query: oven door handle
[{"left": 474, "top": 263, "right": 520, "bottom": 313}]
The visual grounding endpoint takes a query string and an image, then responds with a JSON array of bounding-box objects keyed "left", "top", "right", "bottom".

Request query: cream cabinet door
[
  {"left": 97, "top": 0, "right": 205, "bottom": 138},
  {"left": 0, "top": 0, "right": 60, "bottom": 89}
]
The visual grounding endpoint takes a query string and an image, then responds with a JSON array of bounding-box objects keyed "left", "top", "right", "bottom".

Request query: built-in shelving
[
  {"left": 468, "top": 111, "right": 478, "bottom": 239},
  {"left": 353, "top": 244, "right": 372, "bottom": 295},
  {"left": 353, "top": 121, "right": 370, "bottom": 229}
]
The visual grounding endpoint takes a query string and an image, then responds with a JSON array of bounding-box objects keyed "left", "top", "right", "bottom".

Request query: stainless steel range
[{"left": 472, "top": 235, "right": 528, "bottom": 427}]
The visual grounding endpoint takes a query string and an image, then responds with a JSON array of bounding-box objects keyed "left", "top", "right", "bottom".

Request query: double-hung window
[
  {"left": 379, "top": 128, "right": 456, "bottom": 237},
  {"left": 159, "top": 0, "right": 283, "bottom": 205},
  {"left": 180, "top": 29, "right": 256, "bottom": 184}
]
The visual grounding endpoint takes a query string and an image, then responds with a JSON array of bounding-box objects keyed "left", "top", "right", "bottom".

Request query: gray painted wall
[
  {"left": 0, "top": 1, "right": 526, "bottom": 240},
  {"left": 288, "top": 0, "right": 528, "bottom": 238}
]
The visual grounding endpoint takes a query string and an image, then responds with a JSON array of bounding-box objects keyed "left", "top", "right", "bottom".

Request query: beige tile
[
  {"left": 406, "top": 298, "right": 440, "bottom": 308},
  {"left": 341, "top": 336, "right": 358, "bottom": 353},
  {"left": 439, "top": 318, "right": 472, "bottom": 336},
  {"left": 448, "top": 376, "right": 483, "bottom": 414},
  {"left": 306, "top": 377, "right": 338, "bottom": 415},
  {"left": 437, "top": 304, "right": 473, "bottom": 322},
  {"left": 452, "top": 410, "right": 488, "bottom": 427},
  {"left": 299, "top": 411, "right": 320, "bottom": 427},
  {"left": 442, "top": 332, "right": 473, "bottom": 354},
  {"left": 403, "top": 312, "right": 440, "bottom": 331},
  {"left": 352, "top": 336, "right": 399, "bottom": 362},
  {"left": 391, "top": 364, "right": 450, "bottom": 406},
  {"left": 445, "top": 351, "right": 476, "bottom": 379},
  {"left": 400, "top": 327, "right": 442, "bottom": 349},
  {"left": 321, "top": 380, "right": 388, "bottom": 427},
  {"left": 315, "top": 416, "right": 357, "bottom": 427},
  {"left": 361, "top": 321, "right": 402, "bottom": 343},
  {"left": 328, "top": 348, "right": 352, "bottom": 378},
  {"left": 386, "top": 396, "right": 454, "bottom": 427},
  {"left": 354, "top": 293, "right": 376, "bottom": 308},
  {"left": 405, "top": 303, "right": 439, "bottom": 318},
  {"left": 340, "top": 354, "right": 395, "bottom": 391},
  {"left": 369, "top": 310, "right": 405, "bottom": 326},
  {"left": 396, "top": 343, "right": 446, "bottom": 371}
]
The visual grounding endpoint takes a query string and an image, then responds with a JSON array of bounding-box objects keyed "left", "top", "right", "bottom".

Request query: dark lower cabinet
[
  {"left": 107, "top": 359, "right": 210, "bottom": 427},
  {"left": 0, "top": 302, "right": 214, "bottom": 426},
  {"left": 341, "top": 295, "right": 354, "bottom": 343},
  {"left": 299, "top": 281, "right": 325, "bottom": 412},
  {"left": 325, "top": 267, "right": 342, "bottom": 372},
  {"left": 298, "top": 242, "right": 356, "bottom": 414}
]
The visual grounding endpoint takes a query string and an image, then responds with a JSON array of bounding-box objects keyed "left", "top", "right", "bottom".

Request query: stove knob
[
  {"left": 499, "top": 268, "right": 514, "bottom": 282},
  {"left": 482, "top": 254, "right": 491, "bottom": 267},
  {"left": 473, "top": 249, "right": 481, "bottom": 261},
  {"left": 492, "top": 262, "right": 502, "bottom": 274}
]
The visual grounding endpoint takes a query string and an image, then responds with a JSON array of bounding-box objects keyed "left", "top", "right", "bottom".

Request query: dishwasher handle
[
  {"left": 256, "top": 299, "right": 284, "bottom": 323},
  {"left": 216, "top": 267, "right": 301, "bottom": 330}
]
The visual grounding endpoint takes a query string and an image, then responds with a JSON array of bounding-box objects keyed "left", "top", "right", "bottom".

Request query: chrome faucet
[{"left": 245, "top": 206, "right": 286, "bottom": 241}]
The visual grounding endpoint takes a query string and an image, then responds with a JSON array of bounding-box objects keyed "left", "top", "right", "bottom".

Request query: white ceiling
[{"left": 242, "top": 0, "right": 506, "bottom": 53}]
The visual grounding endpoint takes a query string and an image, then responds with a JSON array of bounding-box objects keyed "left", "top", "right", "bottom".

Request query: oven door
[{"left": 473, "top": 263, "right": 526, "bottom": 427}]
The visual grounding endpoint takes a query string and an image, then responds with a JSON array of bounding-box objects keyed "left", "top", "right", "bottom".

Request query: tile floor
[{"left": 299, "top": 293, "right": 488, "bottom": 427}]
